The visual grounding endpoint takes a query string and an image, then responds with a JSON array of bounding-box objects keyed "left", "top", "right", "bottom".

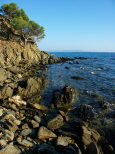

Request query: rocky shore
[
  {"left": 0, "top": 56, "right": 115, "bottom": 154},
  {"left": 0, "top": 15, "right": 115, "bottom": 154}
]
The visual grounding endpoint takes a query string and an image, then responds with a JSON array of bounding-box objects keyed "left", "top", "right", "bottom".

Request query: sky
[{"left": 0, "top": 0, "right": 115, "bottom": 52}]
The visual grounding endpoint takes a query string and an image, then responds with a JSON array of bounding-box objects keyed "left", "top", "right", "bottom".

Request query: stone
[
  {"left": 8, "top": 95, "right": 27, "bottom": 106},
  {"left": 22, "top": 123, "right": 29, "bottom": 129},
  {"left": 0, "top": 144, "right": 20, "bottom": 154},
  {"left": 47, "top": 114, "right": 64, "bottom": 130},
  {"left": 4, "top": 113, "right": 16, "bottom": 121},
  {"left": 32, "top": 103, "right": 48, "bottom": 110},
  {"left": 52, "top": 86, "right": 77, "bottom": 109},
  {"left": 34, "top": 115, "right": 41, "bottom": 123},
  {"left": 0, "top": 139, "right": 7, "bottom": 146},
  {"left": 21, "top": 128, "right": 32, "bottom": 136},
  {"left": 57, "top": 136, "right": 72, "bottom": 146},
  {"left": 4, "top": 130, "right": 14, "bottom": 141},
  {"left": 77, "top": 104, "right": 95, "bottom": 120},
  {"left": 38, "top": 126, "right": 57, "bottom": 139},
  {"left": 81, "top": 126, "right": 100, "bottom": 146},
  {"left": 13, "top": 119, "right": 21, "bottom": 125},
  {"left": 17, "top": 138, "right": 34, "bottom": 147},
  {"left": 71, "top": 76, "right": 85, "bottom": 80},
  {"left": 31, "top": 120, "right": 39, "bottom": 128},
  {"left": 0, "top": 109, "right": 3, "bottom": 116},
  {"left": 6, "top": 120, "right": 18, "bottom": 132}
]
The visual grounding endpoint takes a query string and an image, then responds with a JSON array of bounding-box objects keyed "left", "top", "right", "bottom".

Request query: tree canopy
[{"left": 0, "top": 3, "right": 45, "bottom": 42}]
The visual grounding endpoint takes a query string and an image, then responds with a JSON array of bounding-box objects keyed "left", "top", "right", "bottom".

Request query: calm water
[{"left": 41, "top": 52, "right": 115, "bottom": 107}]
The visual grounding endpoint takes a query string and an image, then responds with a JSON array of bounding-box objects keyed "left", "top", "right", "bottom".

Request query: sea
[{"left": 40, "top": 51, "right": 115, "bottom": 109}]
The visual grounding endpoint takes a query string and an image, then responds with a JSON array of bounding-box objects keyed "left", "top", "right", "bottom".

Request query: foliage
[{"left": 0, "top": 3, "right": 45, "bottom": 41}]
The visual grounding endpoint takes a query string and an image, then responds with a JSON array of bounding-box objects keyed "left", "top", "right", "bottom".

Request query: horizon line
[{"left": 46, "top": 50, "right": 115, "bottom": 52}]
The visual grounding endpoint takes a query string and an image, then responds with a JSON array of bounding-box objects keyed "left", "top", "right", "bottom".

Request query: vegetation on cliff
[{"left": 0, "top": 2, "right": 45, "bottom": 42}]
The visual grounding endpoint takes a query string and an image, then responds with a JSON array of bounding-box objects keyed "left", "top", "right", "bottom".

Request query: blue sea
[{"left": 41, "top": 52, "right": 115, "bottom": 109}]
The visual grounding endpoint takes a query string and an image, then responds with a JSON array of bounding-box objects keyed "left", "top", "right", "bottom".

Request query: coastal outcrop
[{"left": 0, "top": 15, "right": 115, "bottom": 154}]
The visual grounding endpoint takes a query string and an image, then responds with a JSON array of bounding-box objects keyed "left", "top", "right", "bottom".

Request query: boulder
[
  {"left": 80, "top": 125, "right": 100, "bottom": 147},
  {"left": 52, "top": 86, "right": 78, "bottom": 109},
  {"left": 76, "top": 104, "right": 95, "bottom": 120},
  {"left": 47, "top": 114, "right": 64, "bottom": 130},
  {"left": 38, "top": 126, "right": 57, "bottom": 139}
]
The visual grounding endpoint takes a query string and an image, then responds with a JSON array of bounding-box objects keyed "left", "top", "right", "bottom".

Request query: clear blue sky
[{"left": 0, "top": 0, "right": 115, "bottom": 51}]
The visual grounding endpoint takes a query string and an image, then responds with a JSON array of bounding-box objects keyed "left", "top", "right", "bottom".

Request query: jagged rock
[
  {"left": 76, "top": 104, "right": 95, "bottom": 120},
  {"left": 38, "top": 126, "right": 57, "bottom": 139},
  {"left": 81, "top": 125, "right": 100, "bottom": 146},
  {"left": 17, "top": 77, "right": 45, "bottom": 98},
  {"left": 52, "top": 86, "right": 77, "bottom": 109},
  {"left": 0, "top": 144, "right": 21, "bottom": 154},
  {"left": 0, "top": 83, "right": 17, "bottom": 99},
  {"left": 47, "top": 114, "right": 64, "bottom": 130},
  {"left": 56, "top": 136, "right": 73, "bottom": 146}
]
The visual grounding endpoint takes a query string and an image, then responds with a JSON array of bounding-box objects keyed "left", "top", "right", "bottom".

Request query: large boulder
[{"left": 52, "top": 86, "right": 78, "bottom": 110}]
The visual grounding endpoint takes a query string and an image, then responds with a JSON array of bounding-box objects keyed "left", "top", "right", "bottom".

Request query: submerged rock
[{"left": 71, "top": 76, "right": 85, "bottom": 80}]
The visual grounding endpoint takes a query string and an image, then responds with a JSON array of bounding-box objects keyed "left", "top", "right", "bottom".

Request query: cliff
[
  {"left": 0, "top": 15, "right": 52, "bottom": 67},
  {"left": 0, "top": 40, "right": 50, "bottom": 67}
]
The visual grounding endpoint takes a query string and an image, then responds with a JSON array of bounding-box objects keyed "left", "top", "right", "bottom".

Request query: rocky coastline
[{"left": 0, "top": 16, "right": 115, "bottom": 154}]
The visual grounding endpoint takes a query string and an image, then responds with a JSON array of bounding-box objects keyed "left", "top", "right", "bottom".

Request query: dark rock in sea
[
  {"left": 74, "top": 57, "right": 90, "bottom": 60},
  {"left": 71, "top": 76, "right": 85, "bottom": 80},
  {"left": 65, "top": 66, "right": 70, "bottom": 69},
  {"left": 76, "top": 104, "right": 96, "bottom": 121},
  {"left": 52, "top": 86, "right": 78, "bottom": 110}
]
